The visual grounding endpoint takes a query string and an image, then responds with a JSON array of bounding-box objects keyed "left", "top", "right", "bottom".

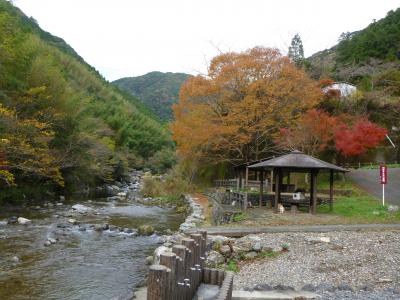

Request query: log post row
[{"left": 147, "top": 230, "right": 233, "bottom": 300}]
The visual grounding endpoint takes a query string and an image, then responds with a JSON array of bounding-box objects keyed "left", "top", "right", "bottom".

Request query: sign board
[{"left": 380, "top": 165, "right": 387, "bottom": 184}]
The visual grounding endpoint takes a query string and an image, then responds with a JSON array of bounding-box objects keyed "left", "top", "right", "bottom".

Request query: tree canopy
[{"left": 171, "top": 47, "right": 322, "bottom": 172}]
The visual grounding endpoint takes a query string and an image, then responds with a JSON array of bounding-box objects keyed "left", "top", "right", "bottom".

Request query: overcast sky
[{"left": 13, "top": 0, "right": 400, "bottom": 81}]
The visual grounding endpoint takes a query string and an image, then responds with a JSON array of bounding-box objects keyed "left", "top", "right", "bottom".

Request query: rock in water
[
  {"left": 11, "top": 256, "right": 20, "bottom": 263},
  {"left": 145, "top": 256, "right": 154, "bottom": 265},
  {"left": 68, "top": 218, "right": 79, "bottom": 225},
  {"left": 44, "top": 240, "right": 52, "bottom": 247},
  {"left": 17, "top": 217, "right": 32, "bottom": 225},
  {"left": 138, "top": 225, "right": 155, "bottom": 236},
  {"left": 71, "top": 204, "right": 92, "bottom": 214},
  {"left": 7, "top": 216, "right": 18, "bottom": 224}
]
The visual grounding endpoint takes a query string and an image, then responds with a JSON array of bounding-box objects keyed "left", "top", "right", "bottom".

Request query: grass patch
[
  {"left": 259, "top": 250, "right": 279, "bottom": 258},
  {"left": 361, "top": 163, "right": 400, "bottom": 169},
  {"left": 226, "top": 259, "right": 239, "bottom": 272},
  {"left": 233, "top": 212, "right": 247, "bottom": 222},
  {"left": 318, "top": 189, "right": 400, "bottom": 223}
]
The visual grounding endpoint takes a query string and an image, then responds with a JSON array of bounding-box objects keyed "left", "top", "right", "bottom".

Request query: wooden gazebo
[{"left": 248, "top": 150, "right": 348, "bottom": 214}]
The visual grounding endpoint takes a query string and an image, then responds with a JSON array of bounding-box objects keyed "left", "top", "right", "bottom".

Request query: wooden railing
[
  {"left": 214, "top": 179, "right": 238, "bottom": 188},
  {"left": 228, "top": 191, "right": 248, "bottom": 210},
  {"left": 147, "top": 231, "right": 233, "bottom": 300}
]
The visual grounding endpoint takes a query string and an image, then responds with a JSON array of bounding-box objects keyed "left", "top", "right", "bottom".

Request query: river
[{"left": 0, "top": 178, "right": 185, "bottom": 300}]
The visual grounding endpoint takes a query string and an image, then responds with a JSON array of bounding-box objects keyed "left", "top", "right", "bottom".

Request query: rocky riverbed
[
  {"left": 0, "top": 170, "right": 186, "bottom": 300},
  {"left": 208, "top": 230, "right": 400, "bottom": 299}
]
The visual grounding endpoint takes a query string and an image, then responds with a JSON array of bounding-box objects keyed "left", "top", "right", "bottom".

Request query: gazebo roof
[{"left": 248, "top": 150, "right": 347, "bottom": 172}]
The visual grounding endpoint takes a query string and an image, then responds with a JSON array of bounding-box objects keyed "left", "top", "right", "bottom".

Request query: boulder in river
[
  {"left": 68, "top": 218, "right": 79, "bottom": 225},
  {"left": 17, "top": 217, "right": 32, "bottom": 225},
  {"left": 71, "top": 204, "right": 92, "bottom": 214},
  {"left": 44, "top": 240, "right": 52, "bottom": 247},
  {"left": 138, "top": 224, "right": 155, "bottom": 236},
  {"left": 7, "top": 216, "right": 18, "bottom": 224},
  {"left": 47, "top": 238, "right": 57, "bottom": 244}
]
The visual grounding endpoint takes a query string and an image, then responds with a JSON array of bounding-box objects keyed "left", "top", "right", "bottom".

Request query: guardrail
[{"left": 147, "top": 231, "right": 233, "bottom": 300}]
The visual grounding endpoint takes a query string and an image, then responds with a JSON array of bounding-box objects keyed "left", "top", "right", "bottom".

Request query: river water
[{"left": 0, "top": 194, "right": 184, "bottom": 300}]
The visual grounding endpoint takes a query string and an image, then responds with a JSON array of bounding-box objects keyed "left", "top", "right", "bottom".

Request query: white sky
[{"left": 13, "top": 0, "right": 400, "bottom": 81}]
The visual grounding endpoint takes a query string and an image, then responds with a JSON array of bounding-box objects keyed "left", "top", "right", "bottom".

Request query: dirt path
[{"left": 348, "top": 168, "right": 400, "bottom": 206}]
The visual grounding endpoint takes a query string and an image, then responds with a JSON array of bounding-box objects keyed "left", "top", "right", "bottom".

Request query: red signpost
[{"left": 379, "top": 164, "right": 387, "bottom": 205}]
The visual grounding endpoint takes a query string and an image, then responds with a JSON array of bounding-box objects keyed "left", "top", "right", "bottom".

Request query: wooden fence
[
  {"left": 147, "top": 231, "right": 233, "bottom": 300},
  {"left": 214, "top": 179, "right": 238, "bottom": 188},
  {"left": 228, "top": 191, "right": 248, "bottom": 210}
]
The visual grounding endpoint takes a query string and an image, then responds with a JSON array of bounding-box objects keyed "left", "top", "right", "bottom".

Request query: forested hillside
[
  {"left": 308, "top": 8, "right": 400, "bottom": 81},
  {"left": 305, "top": 8, "right": 400, "bottom": 163},
  {"left": 0, "top": 0, "right": 174, "bottom": 202},
  {"left": 113, "top": 71, "right": 190, "bottom": 121}
]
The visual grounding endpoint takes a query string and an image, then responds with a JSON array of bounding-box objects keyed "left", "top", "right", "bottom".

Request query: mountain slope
[
  {"left": 113, "top": 71, "right": 190, "bottom": 121},
  {"left": 308, "top": 8, "right": 400, "bottom": 81},
  {"left": 0, "top": 0, "right": 173, "bottom": 201}
]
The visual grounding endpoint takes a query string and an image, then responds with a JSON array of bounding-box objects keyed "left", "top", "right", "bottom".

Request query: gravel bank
[{"left": 233, "top": 230, "right": 400, "bottom": 298}]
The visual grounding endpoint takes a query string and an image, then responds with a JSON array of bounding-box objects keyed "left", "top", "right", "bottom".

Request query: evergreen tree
[{"left": 288, "top": 33, "right": 305, "bottom": 67}]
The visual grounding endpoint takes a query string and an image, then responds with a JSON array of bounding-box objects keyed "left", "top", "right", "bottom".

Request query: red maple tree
[{"left": 335, "top": 118, "right": 388, "bottom": 156}]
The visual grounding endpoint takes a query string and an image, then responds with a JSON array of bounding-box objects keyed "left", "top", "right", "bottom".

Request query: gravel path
[{"left": 233, "top": 230, "right": 400, "bottom": 298}]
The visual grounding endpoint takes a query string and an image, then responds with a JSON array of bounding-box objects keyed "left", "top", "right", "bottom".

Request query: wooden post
[
  {"left": 259, "top": 169, "right": 264, "bottom": 207},
  {"left": 147, "top": 265, "right": 170, "bottom": 300},
  {"left": 172, "top": 245, "right": 187, "bottom": 300},
  {"left": 160, "top": 252, "right": 177, "bottom": 300},
  {"left": 329, "top": 170, "right": 334, "bottom": 212},
  {"left": 274, "top": 169, "right": 280, "bottom": 213},
  {"left": 190, "top": 233, "right": 203, "bottom": 291},
  {"left": 181, "top": 238, "right": 195, "bottom": 298},
  {"left": 245, "top": 167, "right": 249, "bottom": 188},
  {"left": 310, "top": 170, "right": 317, "bottom": 214},
  {"left": 270, "top": 170, "right": 274, "bottom": 193}
]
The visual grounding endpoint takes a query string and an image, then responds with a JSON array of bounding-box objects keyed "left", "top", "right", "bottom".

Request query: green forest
[
  {"left": 336, "top": 8, "right": 400, "bottom": 65},
  {"left": 0, "top": 0, "right": 175, "bottom": 202},
  {"left": 113, "top": 71, "right": 190, "bottom": 121}
]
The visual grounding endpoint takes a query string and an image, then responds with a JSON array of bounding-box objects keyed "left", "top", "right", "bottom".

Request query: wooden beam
[
  {"left": 329, "top": 170, "right": 334, "bottom": 212},
  {"left": 259, "top": 169, "right": 264, "bottom": 208}
]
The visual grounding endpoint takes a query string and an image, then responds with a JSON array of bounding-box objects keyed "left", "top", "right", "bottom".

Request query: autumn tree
[
  {"left": 277, "top": 109, "right": 337, "bottom": 156},
  {"left": 171, "top": 47, "right": 322, "bottom": 170},
  {"left": 335, "top": 118, "right": 388, "bottom": 156}
]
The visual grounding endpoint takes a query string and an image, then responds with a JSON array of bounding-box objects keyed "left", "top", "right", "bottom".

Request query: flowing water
[{"left": 0, "top": 194, "right": 184, "bottom": 300}]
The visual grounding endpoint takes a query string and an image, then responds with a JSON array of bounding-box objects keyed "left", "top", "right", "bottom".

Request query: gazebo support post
[
  {"left": 270, "top": 170, "right": 274, "bottom": 193},
  {"left": 309, "top": 170, "right": 317, "bottom": 214},
  {"left": 259, "top": 169, "right": 264, "bottom": 208},
  {"left": 245, "top": 167, "right": 249, "bottom": 188},
  {"left": 329, "top": 170, "right": 334, "bottom": 211},
  {"left": 274, "top": 169, "right": 280, "bottom": 213}
]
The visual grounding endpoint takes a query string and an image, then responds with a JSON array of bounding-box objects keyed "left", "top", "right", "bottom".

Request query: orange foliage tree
[
  {"left": 171, "top": 47, "right": 322, "bottom": 168},
  {"left": 276, "top": 109, "right": 337, "bottom": 156}
]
